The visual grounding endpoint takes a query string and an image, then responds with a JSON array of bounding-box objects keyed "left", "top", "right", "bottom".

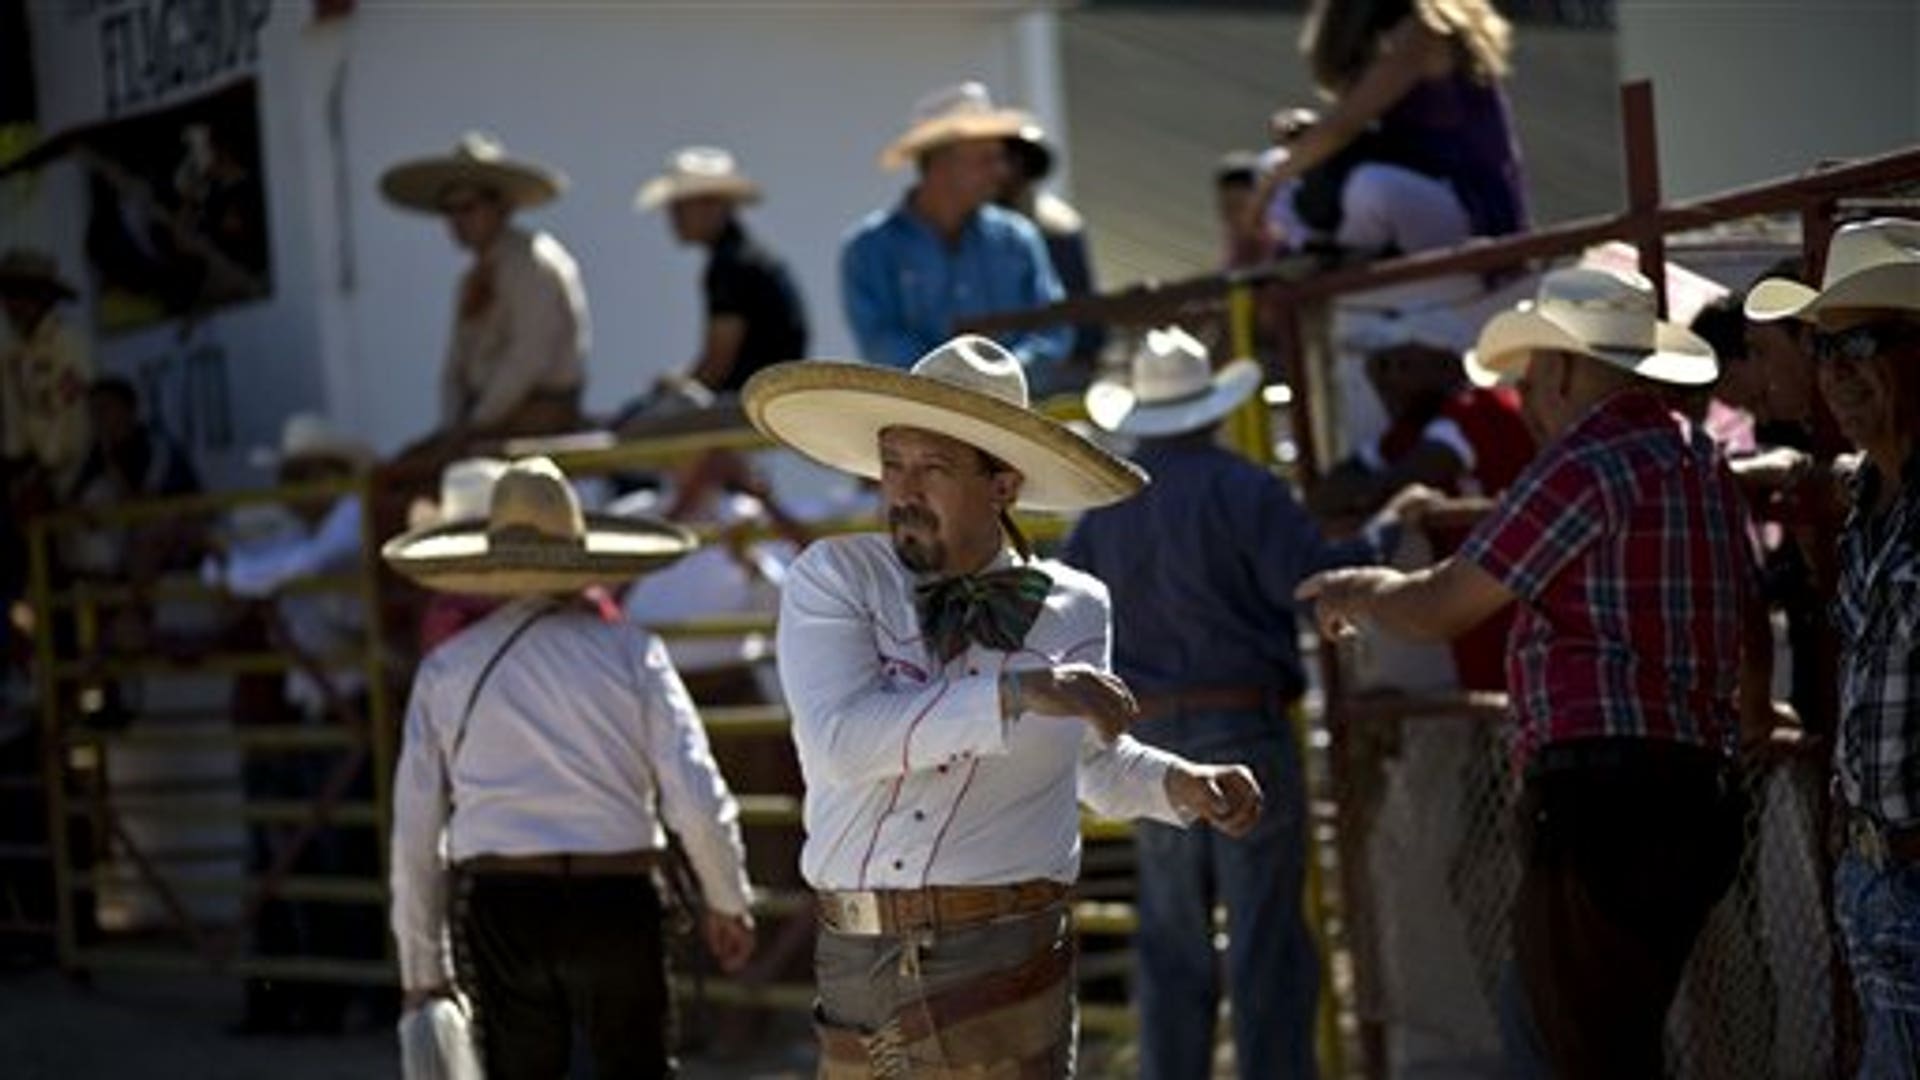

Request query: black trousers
[
  {"left": 1513, "top": 739, "right": 1745, "bottom": 1080},
  {"left": 454, "top": 870, "right": 674, "bottom": 1079}
]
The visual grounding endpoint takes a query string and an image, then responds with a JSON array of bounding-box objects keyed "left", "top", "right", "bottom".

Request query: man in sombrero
[
  {"left": 1, "top": 247, "right": 93, "bottom": 502},
  {"left": 384, "top": 457, "right": 756, "bottom": 1076},
  {"left": 382, "top": 133, "right": 590, "bottom": 452},
  {"left": 744, "top": 335, "right": 1263, "bottom": 1076},
  {"left": 1296, "top": 266, "right": 1773, "bottom": 1078}
]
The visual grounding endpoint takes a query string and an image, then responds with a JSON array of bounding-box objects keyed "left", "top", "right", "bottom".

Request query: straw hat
[
  {"left": 383, "top": 457, "right": 697, "bottom": 596},
  {"left": 635, "top": 146, "right": 762, "bottom": 211},
  {"left": 1746, "top": 217, "right": 1920, "bottom": 325},
  {"left": 1085, "top": 327, "right": 1262, "bottom": 437},
  {"left": 249, "top": 413, "right": 376, "bottom": 472},
  {"left": 880, "top": 82, "right": 1033, "bottom": 171},
  {"left": 1465, "top": 266, "right": 1716, "bottom": 389},
  {"left": 0, "top": 248, "right": 78, "bottom": 301},
  {"left": 380, "top": 132, "right": 566, "bottom": 214},
  {"left": 408, "top": 457, "right": 510, "bottom": 531},
  {"left": 742, "top": 336, "right": 1145, "bottom": 513}
]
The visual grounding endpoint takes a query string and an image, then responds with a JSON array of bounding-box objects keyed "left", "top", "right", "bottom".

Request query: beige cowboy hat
[
  {"left": 380, "top": 132, "right": 566, "bottom": 215},
  {"left": 742, "top": 336, "right": 1146, "bottom": 513},
  {"left": 635, "top": 146, "right": 762, "bottom": 211},
  {"left": 248, "top": 413, "right": 377, "bottom": 472},
  {"left": 1465, "top": 265, "right": 1717, "bottom": 389},
  {"left": 0, "top": 248, "right": 78, "bottom": 301},
  {"left": 1746, "top": 217, "right": 1920, "bottom": 325},
  {"left": 407, "top": 457, "right": 510, "bottom": 531},
  {"left": 1086, "top": 326, "right": 1262, "bottom": 438},
  {"left": 383, "top": 457, "right": 697, "bottom": 596},
  {"left": 880, "top": 82, "right": 1034, "bottom": 171}
]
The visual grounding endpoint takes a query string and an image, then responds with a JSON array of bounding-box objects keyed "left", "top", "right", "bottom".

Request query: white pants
[{"left": 1267, "top": 161, "right": 1473, "bottom": 256}]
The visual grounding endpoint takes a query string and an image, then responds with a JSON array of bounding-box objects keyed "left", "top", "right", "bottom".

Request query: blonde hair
[{"left": 1303, "top": 0, "right": 1512, "bottom": 95}]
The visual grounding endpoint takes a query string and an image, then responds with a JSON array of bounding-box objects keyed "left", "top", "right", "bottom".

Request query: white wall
[{"left": 1617, "top": 0, "right": 1920, "bottom": 200}]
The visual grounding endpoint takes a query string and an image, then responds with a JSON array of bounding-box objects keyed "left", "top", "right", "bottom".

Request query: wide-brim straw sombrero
[
  {"left": 1086, "top": 326, "right": 1262, "bottom": 437},
  {"left": 1466, "top": 265, "right": 1717, "bottom": 389},
  {"left": 1746, "top": 217, "right": 1920, "bottom": 325},
  {"left": 0, "top": 248, "right": 78, "bottom": 301},
  {"left": 636, "top": 146, "right": 763, "bottom": 210},
  {"left": 383, "top": 457, "right": 696, "bottom": 595},
  {"left": 880, "top": 81, "right": 1033, "bottom": 171},
  {"left": 742, "top": 336, "right": 1145, "bottom": 513},
  {"left": 381, "top": 132, "right": 566, "bottom": 215}
]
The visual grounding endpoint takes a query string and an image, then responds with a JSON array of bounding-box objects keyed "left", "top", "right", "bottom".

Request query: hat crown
[
  {"left": 1532, "top": 266, "right": 1661, "bottom": 351},
  {"left": 279, "top": 413, "right": 357, "bottom": 459},
  {"left": 910, "top": 81, "right": 1002, "bottom": 127},
  {"left": 486, "top": 458, "right": 586, "bottom": 549},
  {"left": 439, "top": 458, "right": 508, "bottom": 523},
  {"left": 908, "top": 335, "right": 1030, "bottom": 410},
  {"left": 1130, "top": 327, "right": 1214, "bottom": 405},
  {"left": 453, "top": 131, "right": 507, "bottom": 165},
  {"left": 1820, "top": 217, "right": 1920, "bottom": 290},
  {"left": 668, "top": 146, "right": 739, "bottom": 180}
]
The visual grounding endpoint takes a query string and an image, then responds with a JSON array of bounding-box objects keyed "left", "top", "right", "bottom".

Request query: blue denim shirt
[
  {"left": 839, "top": 198, "right": 1069, "bottom": 372},
  {"left": 1062, "top": 435, "right": 1384, "bottom": 699}
]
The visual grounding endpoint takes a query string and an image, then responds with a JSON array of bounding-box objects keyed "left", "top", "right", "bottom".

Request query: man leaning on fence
[
  {"left": 1748, "top": 218, "right": 1920, "bottom": 1077},
  {"left": 385, "top": 457, "right": 755, "bottom": 1078},
  {"left": 1297, "top": 266, "right": 1775, "bottom": 1079},
  {"left": 743, "top": 335, "right": 1263, "bottom": 1077}
]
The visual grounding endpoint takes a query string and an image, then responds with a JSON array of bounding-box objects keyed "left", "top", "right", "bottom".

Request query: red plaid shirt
[{"left": 1458, "top": 389, "right": 1754, "bottom": 769}]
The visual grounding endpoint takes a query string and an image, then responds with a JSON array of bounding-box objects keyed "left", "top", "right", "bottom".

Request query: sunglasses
[{"left": 1810, "top": 321, "right": 1920, "bottom": 367}]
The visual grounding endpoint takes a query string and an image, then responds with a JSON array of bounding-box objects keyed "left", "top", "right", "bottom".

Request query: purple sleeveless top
[{"left": 1376, "top": 70, "right": 1529, "bottom": 237}]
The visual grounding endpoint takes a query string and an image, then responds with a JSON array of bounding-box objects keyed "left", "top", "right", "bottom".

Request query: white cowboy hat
[
  {"left": 383, "top": 457, "right": 697, "bottom": 596},
  {"left": 880, "top": 82, "right": 1033, "bottom": 171},
  {"left": 742, "top": 336, "right": 1145, "bottom": 513},
  {"left": 380, "top": 132, "right": 566, "bottom": 215},
  {"left": 249, "top": 413, "right": 376, "bottom": 472},
  {"left": 1085, "top": 326, "right": 1262, "bottom": 437},
  {"left": 1338, "top": 304, "right": 1475, "bottom": 356},
  {"left": 1746, "top": 217, "right": 1920, "bottom": 325},
  {"left": 1465, "top": 265, "right": 1717, "bottom": 389},
  {"left": 635, "top": 146, "right": 762, "bottom": 211}
]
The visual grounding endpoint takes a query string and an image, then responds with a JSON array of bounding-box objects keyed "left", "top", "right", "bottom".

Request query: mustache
[{"left": 889, "top": 506, "right": 938, "bottom": 530}]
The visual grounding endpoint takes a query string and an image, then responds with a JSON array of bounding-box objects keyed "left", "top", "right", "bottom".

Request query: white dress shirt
[
  {"left": 220, "top": 495, "right": 366, "bottom": 714},
  {"left": 778, "top": 534, "right": 1184, "bottom": 893},
  {"left": 390, "top": 598, "right": 752, "bottom": 989}
]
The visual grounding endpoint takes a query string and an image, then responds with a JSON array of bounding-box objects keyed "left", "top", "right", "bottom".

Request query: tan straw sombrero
[
  {"left": 1465, "top": 265, "right": 1717, "bottom": 389},
  {"left": 635, "top": 146, "right": 763, "bottom": 210},
  {"left": 381, "top": 132, "right": 567, "bottom": 215},
  {"left": 879, "top": 82, "right": 1033, "bottom": 171},
  {"left": 1085, "top": 326, "right": 1262, "bottom": 438},
  {"left": 742, "top": 336, "right": 1146, "bottom": 513},
  {"left": 1746, "top": 217, "right": 1920, "bottom": 325},
  {"left": 0, "top": 248, "right": 78, "bottom": 301},
  {"left": 383, "top": 457, "right": 697, "bottom": 595}
]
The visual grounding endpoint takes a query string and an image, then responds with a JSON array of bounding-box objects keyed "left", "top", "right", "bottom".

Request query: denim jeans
[
  {"left": 1131, "top": 706, "right": 1318, "bottom": 1080},
  {"left": 1835, "top": 851, "right": 1920, "bottom": 1080}
]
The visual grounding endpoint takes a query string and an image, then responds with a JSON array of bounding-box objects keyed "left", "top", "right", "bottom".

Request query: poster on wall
[{"left": 82, "top": 78, "right": 271, "bottom": 333}]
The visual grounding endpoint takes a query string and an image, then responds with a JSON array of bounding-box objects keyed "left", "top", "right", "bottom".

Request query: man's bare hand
[
  {"left": 1294, "top": 567, "right": 1400, "bottom": 641},
  {"left": 1166, "top": 763, "right": 1264, "bottom": 838},
  {"left": 1018, "top": 665, "right": 1139, "bottom": 743},
  {"left": 702, "top": 911, "right": 756, "bottom": 974}
]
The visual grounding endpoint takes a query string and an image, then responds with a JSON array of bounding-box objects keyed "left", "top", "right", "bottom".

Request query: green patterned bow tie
[{"left": 915, "top": 567, "right": 1053, "bottom": 663}]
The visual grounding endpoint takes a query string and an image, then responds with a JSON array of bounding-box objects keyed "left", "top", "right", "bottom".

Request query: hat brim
[
  {"left": 1745, "top": 265, "right": 1920, "bottom": 324},
  {"left": 381, "top": 156, "right": 566, "bottom": 214},
  {"left": 636, "top": 175, "right": 763, "bottom": 211},
  {"left": 248, "top": 441, "right": 378, "bottom": 472},
  {"left": 880, "top": 110, "right": 1033, "bottom": 171},
  {"left": 382, "top": 513, "right": 696, "bottom": 595},
  {"left": 0, "top": 270, "right": 78, "bottom": 302},
  {"left": 742, "top": 362, "right": 1145, "bottom": 513},
  {"left": 1472, "top": 308, "right": 1718, "bottom": 387},
  {"left": 1085, "top": 359, "right": 1263, "bottom": 437}
]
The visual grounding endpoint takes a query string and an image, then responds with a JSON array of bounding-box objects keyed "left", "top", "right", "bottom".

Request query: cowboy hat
[
  {"left": 381, "top": 132, "right": 566, "bottom": 215},
  {"left": 635, "top": 146, "right": 762, "bottom": 211},
  {"left": 1339, "top": 304, "right": 1475, "bottom": 356},
  {"left": 1465, "top": 265, "right": 1717, "bottom": 389},
  {"left": 407, "top": 457, "right": 510, "bottom": 531},
  {"left": 0, "top": 248, "right": 78, "bottom": 301},
  {"left": 383, "top": 457, "right": 697, "bottom": 596},
  {"left": 1085, "top": 326, "right": 1262, "bottom": 437},
  {"left": 880, "top": 82, "right": 1033, "bottom": 171},
  {"left": 1746, "top": 217, "right": 1920, "bottom": 324},
  {"left": 742, "top": 336, "right": 1145, "bottom": 513},
  {"left": 249, "top": 413, "right": 376, "bottom": 472}
]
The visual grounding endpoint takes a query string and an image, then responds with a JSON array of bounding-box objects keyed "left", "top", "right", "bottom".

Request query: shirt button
[
  {"left": 914, "top": 810, "right": 926, "bottom": 822},
  {"left": 892, "top": 859, "right": 904, "bottom": 871},
  {"left": 937, "top": 765, "right": 949, "bottom": 774}
]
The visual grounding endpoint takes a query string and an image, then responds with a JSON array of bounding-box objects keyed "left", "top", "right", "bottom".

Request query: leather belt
[
  {"left": 817, "top": 881, "right": 1069, "bottom": 937},
  {"left": 1136, "top": 685, "right": 1282, "bottom": 721},
  {"left": 457, "top": 850, "right": 663, "bottom": 877},
  {"left": 1846, "top": 812, "right": 1920, "bottom": 868}
]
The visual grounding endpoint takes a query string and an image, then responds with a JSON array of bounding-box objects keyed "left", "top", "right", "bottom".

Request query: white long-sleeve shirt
[
  {"left": 220, "top": 495, "right": 366, "bottom": 713},
  {"left": 777, "top": 534, "right": 1184, "bottom": 893},
  {"left": 390, "top": 598, "right": 752, "bottom": 989}
]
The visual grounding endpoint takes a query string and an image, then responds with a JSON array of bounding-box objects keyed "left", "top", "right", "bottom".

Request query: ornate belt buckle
[{"left": 837, "top": 891, "right": 885, "bottom": 935}]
